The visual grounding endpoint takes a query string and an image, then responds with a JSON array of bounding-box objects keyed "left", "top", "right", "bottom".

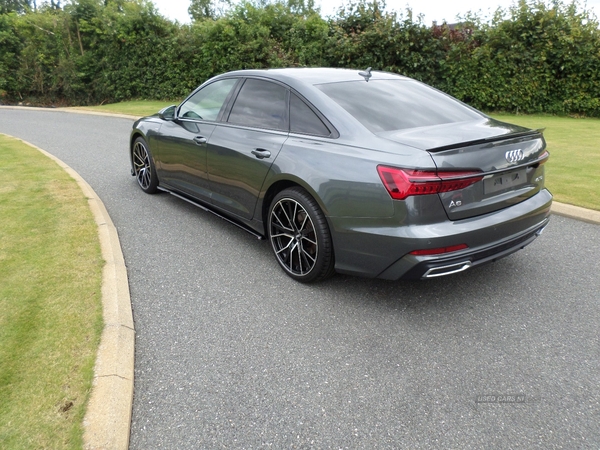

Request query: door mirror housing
[{"left": 158, "top": 105, "right": 177, "bottom": 121}]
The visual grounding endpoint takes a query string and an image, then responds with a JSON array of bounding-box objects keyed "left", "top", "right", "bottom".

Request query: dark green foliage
[
  {"left": 0, "top": 14, "right": 22, "bottom": 99},
  {"left": 440, "top": 0, "right": 600, "bottom": 115},
  {"left": 325, "top": 1, "right": 443, "bottom": 84},
  {"left": 0, "top": 0, "right": 31, "bottom": 14},
  {"left": 0, "top": 0, "right": 598, "bottom": 116},
  {"left": 188, "top": 0, "right": 230, "bottom": 21}
]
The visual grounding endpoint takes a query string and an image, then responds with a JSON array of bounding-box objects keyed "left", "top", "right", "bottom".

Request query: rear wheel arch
[
  {"left": 262, "top": 180, "right": 299, "bottom": 228},
  {"left": 261, "top": 179, "right": 328, "bottom": 233}
]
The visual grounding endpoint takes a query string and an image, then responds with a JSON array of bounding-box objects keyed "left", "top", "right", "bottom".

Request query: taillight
[{"left": 377, "top": 166, "right": 483, "bottom": 200}]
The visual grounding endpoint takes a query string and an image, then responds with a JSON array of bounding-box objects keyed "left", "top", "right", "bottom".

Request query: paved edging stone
[
  {"left": 551, "top": 201, "right": 600, "bottom": 225},
  {"left": 4, "top": 134, "right": 134, "bottom": 450},
  {"left": 0, "top": 104, "right": 139, "bottom": 120}
]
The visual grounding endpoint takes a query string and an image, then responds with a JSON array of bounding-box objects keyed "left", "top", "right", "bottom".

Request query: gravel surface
[{"left": 2, "top": 109, "right": 599, "bottom": 449}]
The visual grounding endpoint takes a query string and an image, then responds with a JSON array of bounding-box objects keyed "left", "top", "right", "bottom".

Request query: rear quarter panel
[{"left": 258, "top": 134, "right": 436, "bottom": 219}]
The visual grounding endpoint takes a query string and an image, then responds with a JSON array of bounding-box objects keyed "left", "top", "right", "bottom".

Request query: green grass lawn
[
  {"left": 0, "top": 135, "right": 103, "bottom": 449},
  {"left": 490, "top": 114, "right": 600, "bottom": 211},
  {"left": 68, "top": 102, "right": 600, "bottom": 211},
  {"left": 70, "top": 100, "right": 181, "bottom": 117}
]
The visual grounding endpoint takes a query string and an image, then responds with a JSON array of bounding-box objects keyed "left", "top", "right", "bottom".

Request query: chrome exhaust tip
[
  {"left": 535, "top": 225, "right": 547, "bottom": 236},
  {"left": 423, "top": 261, "right": 472, "bottom": 279}
]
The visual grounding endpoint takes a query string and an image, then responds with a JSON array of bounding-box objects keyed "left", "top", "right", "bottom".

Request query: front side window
[
  {"left": 227, "top": 79, "right": 288, "bottom": 131},
  {"left": 179, "top": 78, "right": 238, "bottom": 121},
  {"left": 316, "top": 79, "right": 483, "bottom": 133}
]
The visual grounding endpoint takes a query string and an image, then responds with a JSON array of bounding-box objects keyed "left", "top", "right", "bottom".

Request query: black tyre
[
  {"left": 268, "top": 187, "right": 335, "bottom": 282},
  {"left": 132, "top": 137, "right": 159, "bottom": 194}
]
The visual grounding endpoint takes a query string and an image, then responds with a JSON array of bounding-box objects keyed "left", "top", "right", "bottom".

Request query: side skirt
[{"left": 157, "top": 186, "right": 264, "bottom": 240}]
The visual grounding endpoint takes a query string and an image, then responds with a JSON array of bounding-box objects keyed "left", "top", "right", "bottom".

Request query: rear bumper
[
  {"left": 329, "top": 189, "right": 552, "bottom": 280},
  {"left": 389, "top": 219, "right": 547, "bottom": 280}
]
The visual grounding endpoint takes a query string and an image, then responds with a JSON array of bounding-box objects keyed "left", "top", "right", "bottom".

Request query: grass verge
[
  {"left": 70, "top": 100, "right": 180, "bottom": 117},
  {"left": 0, "top": 135, "right": 103, "bottom": 449},
  {"left": 490, "top": 114, "right": 600, "bottom": 211}
]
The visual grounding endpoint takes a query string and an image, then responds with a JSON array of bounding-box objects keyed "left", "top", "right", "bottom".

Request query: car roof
[
  {"left": 205, "top": 68, "right": 413, "bottom": 140},
  {"left": 220, "top": 67, "right": 407, "bottom": 85}
]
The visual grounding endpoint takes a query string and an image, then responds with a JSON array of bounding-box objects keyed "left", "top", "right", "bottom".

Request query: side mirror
[{"left": 158, "top": 105, "right": 177, "bottom": 121}]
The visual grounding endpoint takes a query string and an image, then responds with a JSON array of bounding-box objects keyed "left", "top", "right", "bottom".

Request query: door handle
[
  {"left": 193, "top": 136, "right": 207, "bottom": 145},
  {"left": 251, "top": 148, "right": 271, "bottom": 159}
]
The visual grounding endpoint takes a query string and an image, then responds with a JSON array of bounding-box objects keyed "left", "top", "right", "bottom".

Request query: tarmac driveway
[{"left": 1, "top": 109, "right": 599, "bottom": 449}]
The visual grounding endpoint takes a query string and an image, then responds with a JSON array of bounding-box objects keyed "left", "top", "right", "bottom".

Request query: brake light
[
  {"left": 409, "top": 244, "right": 468, "bottom": 256},
  {"left": 377, "top": 166, "right": 483, "bottom": 200}
]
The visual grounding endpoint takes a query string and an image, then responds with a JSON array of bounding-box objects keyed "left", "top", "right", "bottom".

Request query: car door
[
  {"left": 206, "top": 78, "right": 289, "bottom": 220},
  {"left": 154, "top": 78, "right": 239, "bottom": 200}
]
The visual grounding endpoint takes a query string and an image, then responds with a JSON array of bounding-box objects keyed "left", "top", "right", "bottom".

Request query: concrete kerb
[
  {"left": 0, "top": 104, "right": 139, "bottom": 120},
  {"left": 550, "top": 201, "right": 600, "bottom": 225},
  {"left": 2, "top": 134, "right": 135, "bottom": 450}
]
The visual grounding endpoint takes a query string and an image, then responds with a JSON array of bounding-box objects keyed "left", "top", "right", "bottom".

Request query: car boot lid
[{"left": 376, "top": 118, "right": 541, "bottom": 152}]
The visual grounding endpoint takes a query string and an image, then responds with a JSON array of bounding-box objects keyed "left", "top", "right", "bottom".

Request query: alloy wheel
[
  {"left": 269, "top": 197, "right": 318, "bottom": 277},
  {"left": 133, "top": 140, "right": 152, "bottom": 190}
]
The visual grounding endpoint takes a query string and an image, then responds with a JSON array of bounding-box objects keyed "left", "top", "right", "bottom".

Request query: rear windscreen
[{"left": 316, "top": 79, "right": 483, "bottom": 133}]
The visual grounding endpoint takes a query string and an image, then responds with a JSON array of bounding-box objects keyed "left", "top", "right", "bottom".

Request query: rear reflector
[
  {"left": 410, "top": 244, "right": 468, "bottom": 256},
  {"left": 377, "top": 166, "right": 483, "bottom": 200}
]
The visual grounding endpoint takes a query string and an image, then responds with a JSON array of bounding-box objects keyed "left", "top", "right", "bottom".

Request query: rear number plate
[{"left": 484, "top": 169, "right": 527, "bottom": 194}]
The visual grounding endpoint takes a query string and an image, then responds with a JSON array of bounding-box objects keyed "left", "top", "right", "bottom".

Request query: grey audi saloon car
[{"left": 130, "top": 68, "right": 551, "bottom": 282}]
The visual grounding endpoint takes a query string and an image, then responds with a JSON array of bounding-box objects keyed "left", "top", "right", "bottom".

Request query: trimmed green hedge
[{"left": 1, "top": 0, "right": 599, "bottom": 116}]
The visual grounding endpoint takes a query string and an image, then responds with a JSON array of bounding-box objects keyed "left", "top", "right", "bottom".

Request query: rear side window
[
  {"left": 228, "top": 79, "right": 288, "bottom": 131},
  {"left": 290, "top": 94, "right": 330, "bottom": 136},
  {"left": 317, "top": 79, "right": 483, "bottom": 133},
  {"left": 179, "top": 78, "right": 237, "bottom": 121}
]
